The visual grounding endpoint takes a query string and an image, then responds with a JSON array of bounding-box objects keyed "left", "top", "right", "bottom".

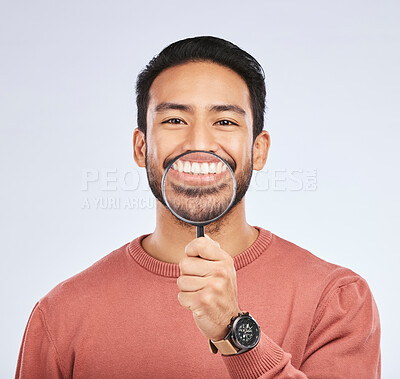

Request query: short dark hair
[{"left": 136, "top": 36, "right": 266, "bottom": 141}]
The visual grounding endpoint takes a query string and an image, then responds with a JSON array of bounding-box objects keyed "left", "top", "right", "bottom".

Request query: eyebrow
[
  {"left": 154, "top": 102, "right": 194, "bottom": 113},
  {"left": 209, "top": 104, "right": 246, "bottom": 116},
  {"left": 154, "top": 102, "right": 247, "bottom": 116}
]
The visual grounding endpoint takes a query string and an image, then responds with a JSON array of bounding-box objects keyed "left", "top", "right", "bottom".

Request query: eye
[
  {"left": 216, "top": 120, "right": 238, "bottom": 126},
  {"left": 162, "top": 118, "right": 186, "bottom": 125}
]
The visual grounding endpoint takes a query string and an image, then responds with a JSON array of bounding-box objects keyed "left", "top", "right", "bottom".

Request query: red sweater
[{"left": 16, "top": 227, "right": 381, "bottom": 378}]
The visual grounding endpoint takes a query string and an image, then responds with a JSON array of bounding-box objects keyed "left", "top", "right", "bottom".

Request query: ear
[
  {"left": 252, "top": 130, "right": 270, "bottom": 171},
  {"left": 133, "top": 128, "right": 146, "bottom": 167}
]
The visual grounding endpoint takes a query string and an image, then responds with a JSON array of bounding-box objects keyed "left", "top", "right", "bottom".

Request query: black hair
[{"left": 136, "top": 36, "right": 266, "bottom": 141}]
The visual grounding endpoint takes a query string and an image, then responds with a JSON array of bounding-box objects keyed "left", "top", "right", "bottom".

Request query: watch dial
[{"left": 234, "top": 317, "right": 260, "bottom": 348}]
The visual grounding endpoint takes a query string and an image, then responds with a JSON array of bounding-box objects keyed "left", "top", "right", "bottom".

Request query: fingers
[
  {"left": 177, "top": 275, "right": 207, "bottom": 292},
  {"left": 179, "top": 256, "right": 214, "bottom": 277},
  {"left": 177, "top": 235, "right": 240, "bottom": 340},
  {"left": 177, "top": 288, "right": 214, "bottom": 314},
  {"left": 177, "top": 291, "right": 198, "bottom": 312},
  {"left": 185, "top": 236, "right": 231, "bottom": 261},
  {"left": 178, "top": 262, "right": 236, "bottom": 294}
]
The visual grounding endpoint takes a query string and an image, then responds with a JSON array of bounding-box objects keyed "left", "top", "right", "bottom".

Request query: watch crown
[
  {"left": 228, "top": 324, "right": 232, "bottom": 329},
  {"left": 231, "top": 316, "right": 235, "bottom": 322}
]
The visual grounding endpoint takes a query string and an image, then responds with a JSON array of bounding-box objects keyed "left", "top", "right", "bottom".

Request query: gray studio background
[{"left": 1, "top": 1, "right": 399, "bottom": 377}]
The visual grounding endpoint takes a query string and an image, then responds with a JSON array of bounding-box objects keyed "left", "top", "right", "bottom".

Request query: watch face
[{"left": 232, "top": 316, "right": 260, "bottom": 349}]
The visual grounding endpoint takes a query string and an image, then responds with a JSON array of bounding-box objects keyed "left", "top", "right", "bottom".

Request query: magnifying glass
[{"left": 161, "top": 150, "right": 237, "bottom": 237}]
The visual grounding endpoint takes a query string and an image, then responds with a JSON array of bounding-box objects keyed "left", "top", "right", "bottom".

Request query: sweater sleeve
[
  {"left": 221, "top": 277, "right": 381, "bottom": 378},
  {"left": 15, "top": 302, "right": 66, "bottom": 379}
]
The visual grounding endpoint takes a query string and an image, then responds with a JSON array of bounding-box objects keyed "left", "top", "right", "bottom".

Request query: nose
[{"left": 182, "top": 123, "right": 219, "bottom": 153}]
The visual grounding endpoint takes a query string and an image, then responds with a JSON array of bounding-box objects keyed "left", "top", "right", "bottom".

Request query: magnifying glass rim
[{"left": 161, "top": 150, "right": 237, "bottom": 227}]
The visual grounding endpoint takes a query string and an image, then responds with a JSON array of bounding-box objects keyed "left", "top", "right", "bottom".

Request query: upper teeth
[{"left": 172, "top": 161, "right": 227, "bottom": 175}]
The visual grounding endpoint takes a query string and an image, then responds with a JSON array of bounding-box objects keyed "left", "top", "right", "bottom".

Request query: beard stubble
[{"left": 145, "top": 151, "right": 254, "bottom": 234}]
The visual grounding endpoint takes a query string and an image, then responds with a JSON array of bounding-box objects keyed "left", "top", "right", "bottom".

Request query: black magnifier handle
[{"left": 196, "top": 225, "right": 205, "bottom": 238}]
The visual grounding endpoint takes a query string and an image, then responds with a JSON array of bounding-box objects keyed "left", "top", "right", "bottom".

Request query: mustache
[{"left": 163, "top": 153, "right": 237, "bottom": 172}]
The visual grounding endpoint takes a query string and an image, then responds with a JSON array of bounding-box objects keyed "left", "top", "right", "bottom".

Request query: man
[{"left": 16, "top": 36, "right": 381, "bottom": 378}]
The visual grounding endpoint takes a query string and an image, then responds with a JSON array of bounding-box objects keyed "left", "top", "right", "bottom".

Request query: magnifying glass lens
[{"left": 162, "top": 151, "right": 236, "bottom": 225}]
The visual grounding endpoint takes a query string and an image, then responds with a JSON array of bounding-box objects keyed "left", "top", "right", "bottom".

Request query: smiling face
[
  {"left": 163, "top": 151, "right": 236, "bottom": 223},
  {"left": 133, "top": 61, "right": 269, "bottom": 226}
]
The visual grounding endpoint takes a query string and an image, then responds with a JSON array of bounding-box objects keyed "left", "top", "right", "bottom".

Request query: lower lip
[{"left": 167, "top": 168, "right": 230, "bottom": 186}]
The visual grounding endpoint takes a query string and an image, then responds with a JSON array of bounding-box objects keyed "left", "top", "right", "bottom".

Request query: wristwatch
[{"left": 208, "top": 312, "right": 260, "bottom": 356}]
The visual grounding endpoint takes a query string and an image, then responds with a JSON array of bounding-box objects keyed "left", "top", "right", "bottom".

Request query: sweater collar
[{"left": 127, "top": 226, "right": 272, "bottom": 278}]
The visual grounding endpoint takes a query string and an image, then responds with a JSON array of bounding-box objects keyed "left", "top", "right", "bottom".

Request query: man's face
[{"left": 144, "top": 61, "right": 255, "bottom": 221}]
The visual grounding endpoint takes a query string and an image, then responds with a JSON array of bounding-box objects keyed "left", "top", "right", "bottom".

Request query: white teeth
[
  {"left": 200, "top": 163, "right": 209, "bottom": 174},
  {"left": 173, "top": 160, "right": 225, "bottom": 175},
  {"left": 209, "top": 162, "right": 216, "bottom": 174},
  {"left": 192, "top": 162, "right": 200, "bottom": 174},
  {"left": 183, "top": 161, "right": 191, "bottom": 173}
]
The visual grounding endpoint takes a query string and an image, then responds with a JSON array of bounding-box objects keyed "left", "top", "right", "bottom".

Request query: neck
[{"left": 141, "top": 198, "right": 258, "bottom": 264}]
